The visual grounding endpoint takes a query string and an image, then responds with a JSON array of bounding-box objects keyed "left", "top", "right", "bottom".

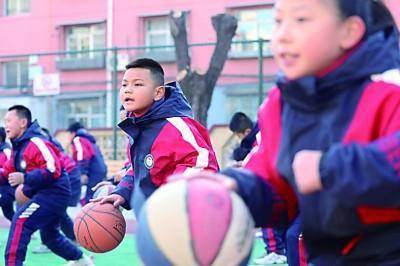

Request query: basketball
[
  {"left": 136, "top": 177, "right": 255, "bottom": 266},
  {"left": 93, "top": 183, "right": 115, "bottom": 199},
  {"left": 73, "top": 202, "right": 126, "bottom": 253},
  {"left": 15, "top": 184, "right": 30, "bottom": 205}
]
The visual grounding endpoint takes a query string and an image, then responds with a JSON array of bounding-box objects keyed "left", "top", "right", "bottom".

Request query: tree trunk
[{"left": 169, "top": 12, "right": 237, "bottom": 126}]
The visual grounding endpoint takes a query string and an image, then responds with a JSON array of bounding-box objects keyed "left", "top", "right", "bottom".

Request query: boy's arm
[
  {"left": 23, "top": 138, "right": 62, "bottom": 189},
  {"left": 319, "top": 133, "right": 400, "bottom": 209},
  {"left": 0, "top": 154, "right": 16, "bottom": 185},
  {"left": 71, "top": 137, "right": 94, "bottom": 175},
  {"left": 111, "top": 174, "right": 134, "bottom": 210},
  {"left": 309, "top": 91, "right": 400, "bottom": 227},
  {"left": 221, "top": 167, "right": 275, "bottom": 227},
  {"left": 167, "top": 117, "right": 219, "bottom": 175}
]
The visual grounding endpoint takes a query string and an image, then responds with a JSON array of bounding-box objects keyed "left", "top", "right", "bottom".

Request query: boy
[
  {"left": 229, "top": 113, "right": 287, "bottom": 265},
  {"left": 31, "top": 128, "right": 82, "bottom": 254},
  {"left": 186, "top": 0, "right": 400, "bottom": 265},
  {"left": 1, "top": 105, "right": 92, "bottom": 266},
  {"left": 94, "top": 58, "right": 219, "bottom": 215},
  {"left": 67, "top": 121, "right": 107, "bottom": 205},
  {"left": 229, "top": 112, "right": 260, "bottom": 163},
  {"left": 0, "top": 127, "right": 14, "bottom": 222}
]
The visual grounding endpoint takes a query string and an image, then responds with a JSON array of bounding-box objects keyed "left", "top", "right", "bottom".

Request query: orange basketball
[
  {"left": 15, "top": 184, "right": 30, "bottom": 205},
  {"left": 73, "top": 202, "right": 126, "bottom": 253}
]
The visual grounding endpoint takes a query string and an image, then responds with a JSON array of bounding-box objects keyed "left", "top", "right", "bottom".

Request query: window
[
  {"left": 232, "top": 7, "right": 274, "bottom": 56},
  {"left": 144, "top": 16, "right": 174, "bottom": 52},
  {"left": 58, "top": 97, "right": 106, "bottom": 129},
  {"left": 5, "top": 0, "right": 30, "bottom": 16},
  {"left": 2, "top": 61, "right": 29, "bottom": 90},
  {"left": 65, "top": 24, "right": 105, "bottom": 59}
]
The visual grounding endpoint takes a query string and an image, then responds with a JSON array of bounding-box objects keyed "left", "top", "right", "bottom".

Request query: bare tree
[{"left": 169, "top": 11, "right": 238, "bottom": 126}]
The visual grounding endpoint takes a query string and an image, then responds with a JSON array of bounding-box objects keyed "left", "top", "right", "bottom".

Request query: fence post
[
  {"left": 258, "top": 39, "right": 264, "bottom": 106},
  {"left": 112, "top": 47, "right": 118, "bottom": 160}
]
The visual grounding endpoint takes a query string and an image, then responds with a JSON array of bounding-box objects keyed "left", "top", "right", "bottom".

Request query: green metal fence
[{"left": 0, "top": 39, "right": 274, "bottom": 160}]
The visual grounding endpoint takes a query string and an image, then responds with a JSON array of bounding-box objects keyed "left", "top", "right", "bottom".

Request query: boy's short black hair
[
  {"left": 8, "top": 105, "right": 32, "bottom": 127},
  {"left": 0, "top": 127, "right": 6, "bottom": 143},
  {"left": 67, "top": 121, "right": 84, "bottom": 133},
  {"left": 125, "top": 58, "right": 165, "bottom": 87},
  {"left": 229, "top": 112, "right": 254, "bottom": 134}
]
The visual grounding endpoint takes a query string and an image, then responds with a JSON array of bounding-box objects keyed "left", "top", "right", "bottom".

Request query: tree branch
[
  {"left": 205, "top": 14, "right": 238, "bottom": 91},
  {"left": 169, "top": 11, "right": 191, "bottom": 72}
]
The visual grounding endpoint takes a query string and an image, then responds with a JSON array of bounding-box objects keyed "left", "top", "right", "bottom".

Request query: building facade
[{"left": 0, "top": 0, "right": 399, "bottom": 132}]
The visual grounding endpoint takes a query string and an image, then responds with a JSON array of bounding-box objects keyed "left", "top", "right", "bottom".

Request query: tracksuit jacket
[
  {"left": 223, "top": 27, "right": 400, "bottom": 265},
  {"left": 113, "top": 81, "right": 219, "bottom": 214}
]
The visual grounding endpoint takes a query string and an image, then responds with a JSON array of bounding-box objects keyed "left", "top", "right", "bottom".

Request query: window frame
[
  {"left": 143, "top": 15, "right": 174, "bottom": 53},
  {"left": 5, "top": 0, "right": 30, "bottom": 16},
  {"left": 2, "top": 61, "right": 29, "bottom": 90},
  {"left": 230, "top": 5, "right": 274, "bottom": 57},
  {"left": 57, "top": 96, "right": 106, "bottom": 129},
  {"left": 64, "top": 23, "right": 106, "bottom": 59}
]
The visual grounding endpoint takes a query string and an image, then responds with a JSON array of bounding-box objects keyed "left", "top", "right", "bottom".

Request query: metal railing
[{"left": 0, "top": 39, "right": 274, "bottom": 160}]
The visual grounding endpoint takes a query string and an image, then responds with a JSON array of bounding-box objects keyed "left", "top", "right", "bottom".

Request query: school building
[{"left": 0, "top": 0, "right": 399, "bottom": 163}]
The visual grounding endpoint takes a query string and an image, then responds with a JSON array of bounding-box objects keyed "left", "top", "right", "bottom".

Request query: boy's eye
[
  {"left": 134, "top": 83, "right": 144, "bottom": 87},
  {"left": 295, "top": 17, "right": 309, "bottom": 23}
]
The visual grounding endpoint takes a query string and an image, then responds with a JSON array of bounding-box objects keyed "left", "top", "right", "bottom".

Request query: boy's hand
[
  {"left": 168, "top": 171, "right": 238, "bottom": 191},
  {"left": 293, "top": 150, "right": 323, "bottom": 194},
  {"left": 8, "top": 172, "right": 24, "bottom": 187},
  {"left": 90, "top": 194, "right": 125, "bottom": 208}
]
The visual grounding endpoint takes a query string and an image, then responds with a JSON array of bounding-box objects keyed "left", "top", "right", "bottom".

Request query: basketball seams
[
  {"left": 81, "top": 217, "right": 103, "bottom": 253},
  {"left": 75, "top": 205, "right": 104, "bottom": 252},
  {"left": 186, "top": 181, "right": 201, "bottom": 265},
  {"left": 209, "top": 190, "right": 233, "bottom": 266},
  {"left": 81, "top": 207, "right": 123, "bottom": 244},
  {"left": 75, "top": 215, "right": 102, "bottom": 253},
  {"left": 85, "top": 207, "right": 126, "bottom": 238}
]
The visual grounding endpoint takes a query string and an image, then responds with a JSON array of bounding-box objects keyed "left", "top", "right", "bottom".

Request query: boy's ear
[
  {"left": 340, "top": 16, "right": 366, "bottom": 50},
  {"left": 154, "top": 85, "right": 165, "bottom": 101}
]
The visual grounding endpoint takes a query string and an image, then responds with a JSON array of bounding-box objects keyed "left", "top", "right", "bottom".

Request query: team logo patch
[
  {"left": 144, "top": 154, "right": 154, "bottom": 169},
  {"left": 20, "top": 160, "right": 27, "bottom": 170}
]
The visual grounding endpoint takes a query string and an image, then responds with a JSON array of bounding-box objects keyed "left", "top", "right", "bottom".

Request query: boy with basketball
[
  {"left": 0, "top": 105, "right": 93, "bottom": 266},
  {"left": 190, "top": 0, "right": 400, "bottom": 264},
  {"left": 94, "top": 58, "right": 218, "bottom": 214}
]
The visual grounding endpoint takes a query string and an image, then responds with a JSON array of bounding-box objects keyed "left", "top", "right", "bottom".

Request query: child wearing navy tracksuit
[
  {"left": 33, "top": 128, "right": 82, "bottom": 251},
  {"left": 218, "top": 1, "right": 400, "bottom": 265},
  {"left": 94, "top": 58, "right": 219, "bottom": 216},
  {"left": 68, "top": 122, "right": 107, "bottom": 205},
  {"left": 1, "top": 105, "right": 92, "bottom": 266},
  {"left": 0, "top": 127, "right": 14, "bottom": 222}
]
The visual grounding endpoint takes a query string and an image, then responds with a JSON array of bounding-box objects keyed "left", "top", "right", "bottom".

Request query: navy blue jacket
[
  {"left": 232, "top": 123, "right": 259, "bottom": 161},
  {"left": 113, "top": 81, "right": 219, "bottom": 214},
  {"left": 224, "top": 27, "right": 400, "bottom": 265},
  {"left": 71, "top": 129, "right": 107, "bottom": 181},
  {"left": 0, "top": 121, "right": 70, "bottom": 211}
]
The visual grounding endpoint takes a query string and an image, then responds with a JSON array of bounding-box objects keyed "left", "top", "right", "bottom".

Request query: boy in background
[
  {"left": 67, "top": 122, "right": 107, "bottom": 205},
  {"left": 1, "top": 105, "right": 92, "bottom": 266},
  {"left": 229, "top": 112, "right": 287, "bottom": 265}
]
